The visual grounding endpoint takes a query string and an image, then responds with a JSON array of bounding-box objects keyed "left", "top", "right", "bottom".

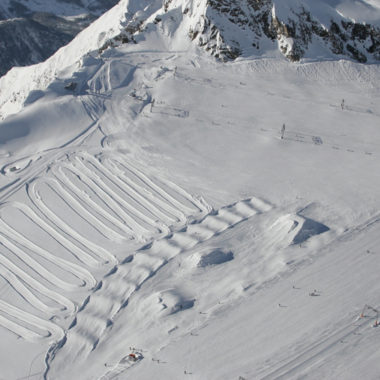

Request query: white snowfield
[{"left": 0, "top": 0, "right": 380, "bottom": 379}]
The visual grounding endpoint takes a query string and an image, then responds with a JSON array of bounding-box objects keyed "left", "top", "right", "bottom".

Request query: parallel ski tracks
[
  {"left": 0, "top": 299, "right": 64, "bottom": 342},
  {"left": 44, "top": 197, "right": 272, "bottom": 378},
  {"left": 0, "top": 151, "right": 210, "bottom": 345},
  {"left": 0, "top": 202, "right": 98, "bottom": 281},
  {"left": 259, "top": 313, "right": 378, "bottom": 380}
]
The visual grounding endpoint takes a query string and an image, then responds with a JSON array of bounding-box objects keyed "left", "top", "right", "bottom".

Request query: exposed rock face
[
  {"left": 188, "top": 0, "right": 380, "bottom": 63},
  {"left": 96, "top": 0, "right": 380, "bottom": 64},
  {"left": 1, "top": 0, "right": 379, "bottom": 121},
  {"left": 1, "top": 0, "right": 379, "bottom": 74},
  {"left": 268, "top": 6, "right": 380, "bottom": 63},
  {"left": 191, "top": 0, "right": 275, "bottom": 60}
]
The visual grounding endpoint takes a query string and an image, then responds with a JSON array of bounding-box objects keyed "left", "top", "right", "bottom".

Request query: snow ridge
[{"left": 1, "top": 0, "right": 380, "bottom": 121}]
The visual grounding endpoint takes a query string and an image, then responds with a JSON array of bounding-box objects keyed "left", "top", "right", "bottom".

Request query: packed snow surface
[{"left": 0, "top": 0, "right": 380, "bottom": 379}]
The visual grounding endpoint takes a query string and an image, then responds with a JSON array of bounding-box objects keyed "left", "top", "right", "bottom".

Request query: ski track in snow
[
  {"left": 0, "top": 300, "right": 64, "bottom": 342},
  {"left": 1, "top": 41, "right": 377, "bottom": 380},
  {"left": 0, "top": 118, "right": 100, "bottom": 202},
  {"left": 257, "top": 127, "right": 378, "bottom": 156},
  {"left": 0, "top": 151, "right": 209, "bottom": 345},
  {"left": 99, "top": 353, "right": 143, "bottom": 380},
  {"left": 0, "top": 202, "right": 97, "bottom": 287},
  {"left": 45, "top": 197, "right": 272, "bottom": 377},
  {"left": 259, "top": 312, "right": 380, "bottom": 380}
]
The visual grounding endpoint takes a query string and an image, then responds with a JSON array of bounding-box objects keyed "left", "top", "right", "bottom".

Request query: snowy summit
[{"left": 0, "top": 0, "right": 379, "bottom": 379}]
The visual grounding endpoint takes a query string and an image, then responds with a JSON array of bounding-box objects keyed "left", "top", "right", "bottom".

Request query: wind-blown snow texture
[{"left": 0, "top": 0, "right": 379, "bottom": 379}]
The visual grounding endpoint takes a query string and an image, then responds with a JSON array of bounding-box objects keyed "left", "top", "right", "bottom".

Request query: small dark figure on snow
[
  {"left": 281, "top": 123, "right": 286, "bottom": 139},
  {"left": 341, "top": 99, "right": 345, "bottom": 110}
]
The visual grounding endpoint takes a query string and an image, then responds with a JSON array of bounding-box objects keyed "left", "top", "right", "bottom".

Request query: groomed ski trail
[
  {"left": 0, "top": 300, "right": 64, "bottom": 342},
  {"left": 0, "top": 202, "right": 97, "bottom": 285},
  {"left": 259, "top": 311, "right": 380, "bottom": 380},
  {"left": 0, "top": 151, "right": 210, "bottom": 348}
]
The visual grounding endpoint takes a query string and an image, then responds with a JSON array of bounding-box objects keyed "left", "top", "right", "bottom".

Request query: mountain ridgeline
[
  {"left": 1, "top": 0, "right": 379, "bottom": 79},
  {"left": 103, "top": 0, "right": 380, "bottom": 63},
  {"left": 194, "top": 0, "right": 380, "bottom": 62},
  {"left": 1, "top": 0, "right": 379, "bottom": 121}
]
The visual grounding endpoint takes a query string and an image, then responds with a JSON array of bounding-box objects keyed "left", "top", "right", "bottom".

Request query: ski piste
[{"left": 0, "top": 0, "right": 379, "bottom": 379}]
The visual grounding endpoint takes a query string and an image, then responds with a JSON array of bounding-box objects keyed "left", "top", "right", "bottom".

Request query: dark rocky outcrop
[
  {"left": 6, "top": 0, "right": 377, "bottom": 72},
  {"left": 186, "top": 0, "right": 380, "bottom": 63}
]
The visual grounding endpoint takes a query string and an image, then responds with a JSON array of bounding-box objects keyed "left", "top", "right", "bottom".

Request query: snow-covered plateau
[{"left": 0, "top": 0, "right": 379, "bottom": 379}]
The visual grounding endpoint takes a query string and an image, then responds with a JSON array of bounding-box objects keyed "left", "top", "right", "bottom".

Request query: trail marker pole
[{"left": 360, "top": 304, "right": 367, "bottom": 318}]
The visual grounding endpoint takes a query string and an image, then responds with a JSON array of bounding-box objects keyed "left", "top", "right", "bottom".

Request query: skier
[
  {"left": 281, "top": 123, "right": 286, "bottom": 139},
  {"left": 341, "top": 99, "right": 345, "bottom": 110}
]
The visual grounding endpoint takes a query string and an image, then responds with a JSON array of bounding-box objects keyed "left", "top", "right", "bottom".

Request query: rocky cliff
[{"left": 102, "top": 0, "right": 380, "bottom": 63}]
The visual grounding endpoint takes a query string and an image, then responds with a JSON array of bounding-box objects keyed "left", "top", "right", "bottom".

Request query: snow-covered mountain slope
[
  {"left": 1, "top": 0, "right": 380, "bottom": 119},
  {"left": 0, "top": 1, "right": 379, "bottom": 379},
  {"left": 0, "top": 0, "right": 118, "bottom": 77},
  {"left": 0, "top": 0, "right": 138, "bottom": 118},
  {"left": 186, "top": 0, "right": 380, "bottom": 62}
]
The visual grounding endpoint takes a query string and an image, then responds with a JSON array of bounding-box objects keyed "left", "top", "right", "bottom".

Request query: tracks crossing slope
[
  {"left": 259, "top": 313, "right": 379, "bottom": 380},
  {"left": 0, "top": 151, "right": 209, "bottom": 349},
  {"left": 45, "top": 197, "right": 272, "bottom": 377}
]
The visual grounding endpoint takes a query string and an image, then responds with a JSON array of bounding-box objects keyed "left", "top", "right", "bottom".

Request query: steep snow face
[
  {"left": 322, "top": 0, "right": 380, "bottom": 25},
  {"left": 0, "top": 0, "right": 187, "bottom": 119},
  {"left": 0, "top": 0, "right": 132, "bottom": 119}
]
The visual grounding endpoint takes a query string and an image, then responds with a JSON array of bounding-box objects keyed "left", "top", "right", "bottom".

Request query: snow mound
[
  {"left": 197, "top": 248, "right": 234, "bottom": 267},
  {"left": 292, "top": 218, "right": 330, "bottom": 245},
  {"left": 158, "top": 289, "right": 195, "bottom": 315}
]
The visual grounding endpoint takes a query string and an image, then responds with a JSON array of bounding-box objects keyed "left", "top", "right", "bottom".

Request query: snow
[
  {"left": 336, "top": 0, "right": 380, "bottom": 25},
  {"left": 0, "top": 0, "right": 380, "bottom": 379},
  {"left": 274, "top": 0, "right": 380, "bottom": 26},
  {"left": 0, "top": 0, "right": 132, "bottom": 120}
]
